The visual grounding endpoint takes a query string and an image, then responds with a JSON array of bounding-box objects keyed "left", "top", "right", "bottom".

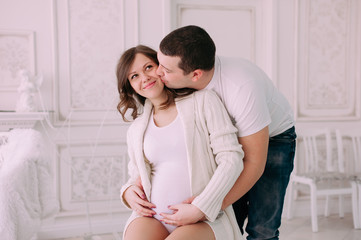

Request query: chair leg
[
  {"left": 357, "top": 182, "right": 361, "bottom": 229},
  {"left": 351, "top": 181, "right": 360, "bottom": 229},
  {"left": 310, "top": 183, "right": 318, "bottom": 232},
  {"left": 325, "top": 195, "right": 330, "bottom": 217},
  {"left": 339, "top": 195, "right": 344, "bottom": 218},
  {"left": 286, "top": 181, "right": 295, "bottom": 219}
]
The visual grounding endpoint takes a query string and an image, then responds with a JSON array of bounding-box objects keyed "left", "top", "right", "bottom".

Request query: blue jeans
[{"left": 232, "top": 126, "right": 297, "bottom": 240}]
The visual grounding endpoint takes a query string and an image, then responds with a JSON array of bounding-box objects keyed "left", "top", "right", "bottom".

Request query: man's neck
[{"left": 194, "top": 67, "right": 215, "bottom": 90}]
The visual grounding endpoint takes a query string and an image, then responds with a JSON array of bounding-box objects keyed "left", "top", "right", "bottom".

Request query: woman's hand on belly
[
  {"left": 123, "top": 185, "right": 156, "bottom": 217},
  {"left": 159, "top": 203, "right": 205, "bottom": 226}
]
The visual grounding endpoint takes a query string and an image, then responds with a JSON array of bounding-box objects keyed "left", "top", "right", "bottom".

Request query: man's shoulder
[
  {"left": 216, "top": 55, "right": 267, "bottom": 87},
  {"left": 217, "top": 55, "right": 253, "bottom": 67},
  {"left": 217, "top": 55, "right": 263, "bottom": 74}
]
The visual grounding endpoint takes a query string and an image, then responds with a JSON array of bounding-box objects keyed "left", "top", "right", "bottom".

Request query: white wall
[{"left": 0, "top": 0, "right": 360, "bottom": 238}]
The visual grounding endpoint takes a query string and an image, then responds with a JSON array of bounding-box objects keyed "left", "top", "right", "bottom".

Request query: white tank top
[{"left": 143, "top": 111, "right": 191, "bottom": 233}]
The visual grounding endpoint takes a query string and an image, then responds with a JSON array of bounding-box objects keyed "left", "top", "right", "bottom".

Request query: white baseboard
[{"left": 37, "top": 212, "right": 130, "bottom": 239}]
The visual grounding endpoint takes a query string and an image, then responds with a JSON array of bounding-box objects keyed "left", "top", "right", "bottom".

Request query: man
[{"left": 156, "top": 25, "right": 296, "bottom": 240}]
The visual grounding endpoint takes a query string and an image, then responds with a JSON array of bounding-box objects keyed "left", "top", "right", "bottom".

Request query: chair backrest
[
  {"left": 335, "top": 129, "right": 361, "bottom": 174},
  {"left": 296, "top": 128, "right": 336, "bottom": 174}
]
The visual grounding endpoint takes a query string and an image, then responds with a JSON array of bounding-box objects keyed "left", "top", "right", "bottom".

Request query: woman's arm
[{"left": 120, "top": 129, "right": 156, "bottom": 217}]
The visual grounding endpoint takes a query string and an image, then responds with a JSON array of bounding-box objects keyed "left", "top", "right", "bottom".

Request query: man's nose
[{"left": 156, "top": 66, "right": 163, "bottom": 76}]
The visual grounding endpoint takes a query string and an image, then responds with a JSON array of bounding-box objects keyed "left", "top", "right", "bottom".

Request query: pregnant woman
[{"left": 117, "top": 45, "right": 244, "bottom": 240}]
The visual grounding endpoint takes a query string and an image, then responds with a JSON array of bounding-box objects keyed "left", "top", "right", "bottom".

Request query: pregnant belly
[{"left": 150, "top": 162, "right": 192, "bottom": 223}]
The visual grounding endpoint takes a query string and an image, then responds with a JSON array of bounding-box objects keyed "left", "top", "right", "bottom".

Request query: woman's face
[{"left": 128, "top": 53, "right": 164, "bottom": 101}]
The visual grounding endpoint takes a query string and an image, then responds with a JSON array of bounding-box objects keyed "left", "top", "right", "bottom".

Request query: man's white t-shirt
[{"left": 206, "top": 56, "right": 294, "bottom": 138}]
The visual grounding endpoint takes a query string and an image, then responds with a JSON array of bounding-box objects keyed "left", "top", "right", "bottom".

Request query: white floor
[
  {"left": 60, "top": 213, "right": 361, "bottom": 240},
  {"left": 278, "top": 213, "right": 361, "bottom": 240}
]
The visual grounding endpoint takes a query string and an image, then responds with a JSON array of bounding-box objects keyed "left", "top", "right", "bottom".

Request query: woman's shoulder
[
  {"left": 127, "top": 119, "right": 140, "bottom": 139},
  {"left": 177, "top": 89, "right": 213, "bottom": 103},
  {"left": 194, "top": 89, "right": 221, "bottom": 102},
  {"left": 176, "top": 90, "right": 221, "bottom": 109},
  {"left": 127, "top": 100, "right": 152, "bottom": 132},
  {"left": 191, "top": 89, "right": 213, "bottom": 97}
]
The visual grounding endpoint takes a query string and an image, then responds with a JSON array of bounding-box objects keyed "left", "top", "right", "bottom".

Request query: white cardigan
[{"left": 120, "top": 89, "right": 244, "bottom": 239}]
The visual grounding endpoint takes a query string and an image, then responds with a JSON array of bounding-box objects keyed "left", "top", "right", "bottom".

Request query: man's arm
[{"left": 221, "top": 126, "right": 269, "bottom": 210}]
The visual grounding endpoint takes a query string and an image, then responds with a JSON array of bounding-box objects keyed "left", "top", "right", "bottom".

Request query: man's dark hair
[{"left": 159, "top": 25, "right": 216, "bottom": 74}]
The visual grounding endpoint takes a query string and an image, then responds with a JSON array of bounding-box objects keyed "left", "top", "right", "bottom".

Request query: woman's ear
[{"left": 191, "top": 69, "right": 203, "bottom": 82}]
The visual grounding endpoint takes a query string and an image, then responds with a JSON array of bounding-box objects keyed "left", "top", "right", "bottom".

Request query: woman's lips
[{"left": 144, "top": 81, "right": 156, "bottom": 89}]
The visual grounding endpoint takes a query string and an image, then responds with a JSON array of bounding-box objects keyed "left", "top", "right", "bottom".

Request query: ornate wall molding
[
  {"left": 0, "top": 112, "right": 47, "bottom": 131},
  {"left": 57, "top": 141, "right": 128, "bottom": 213},
  {"left": 179, "top": 4, "right": 256, "bottom": 61},
  {"left": 295, "top": 0, "right": 361, "bottom": 121},
  {"left": 0, "top": 30, "right": 35, "bottom": 91},
  {"left": 54, "top": 0, "right": 128, "bottom": 125},
  {"left": 0, "top": 30, "right": 36, "bottom": 111},
  {"left": 162, "top": 0, "right": 278, "bottom": 85}
]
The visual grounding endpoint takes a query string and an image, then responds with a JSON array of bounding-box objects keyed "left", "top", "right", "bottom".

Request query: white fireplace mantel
[{"left": 0, "top": 112, "right": 48, "bottom": 131}]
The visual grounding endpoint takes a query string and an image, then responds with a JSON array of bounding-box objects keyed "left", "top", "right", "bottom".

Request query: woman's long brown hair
[{"left": 116, "top": 45, "right": 195, "bottom": 121}]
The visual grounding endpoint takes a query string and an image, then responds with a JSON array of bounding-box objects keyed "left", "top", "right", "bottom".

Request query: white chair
[
  {"left": 335, "top": 129, "right": 361, "bottom": 229},
  {"left": 286, "top": 128, "right": 358, "bottom": 232}
]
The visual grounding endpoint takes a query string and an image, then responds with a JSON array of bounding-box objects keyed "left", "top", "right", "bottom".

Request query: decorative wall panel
[
  {"left": 164, "top": 0, "right": 277, "bottom": 83},
  {"left": 296, "top": 0, "right": 360, "bottom": 120},
  {"left": 0, "top": 30, "right": 35, "bottom": 89},
  {"left": 58, "top": 141, "right": 128, "bottom": 213},
  {"left": 70, "top": 156, "right": 126, "bottom": 201},
  {"left": 55, "top": 0, "right": 126, "bottom": 124},
  {"left": 178, "top": 4, "right": 256, "bottom": 61},
  {"left": 0, "top": 30, "right": 35, "bottom": 110}
]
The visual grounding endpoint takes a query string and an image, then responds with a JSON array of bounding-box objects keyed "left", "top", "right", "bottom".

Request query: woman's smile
[{"left": 144, "top": 80, "right": 156, "bottom": 89}]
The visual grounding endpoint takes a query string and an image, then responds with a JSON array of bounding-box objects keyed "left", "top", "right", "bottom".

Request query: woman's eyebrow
[
  {"left": 128, "top": 61, "right": 153, "bottom": 75},
  {"left": 143, "top": 61, "right": 153, "bottom": 68}
]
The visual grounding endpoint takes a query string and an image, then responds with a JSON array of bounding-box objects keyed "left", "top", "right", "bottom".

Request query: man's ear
[{"left": 191, "top": 69, "right": 203, "bottom": 82}]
